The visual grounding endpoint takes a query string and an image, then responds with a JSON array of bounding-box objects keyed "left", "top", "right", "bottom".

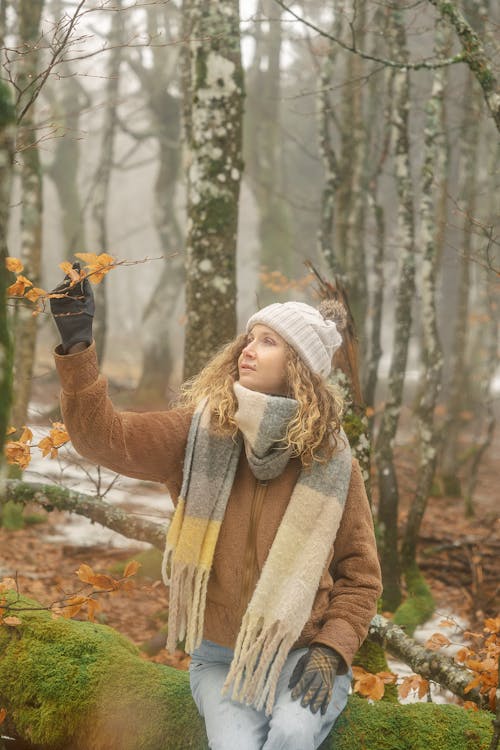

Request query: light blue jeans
[{"left": 189, "top": 640, "right": 352, "bottom": 750}]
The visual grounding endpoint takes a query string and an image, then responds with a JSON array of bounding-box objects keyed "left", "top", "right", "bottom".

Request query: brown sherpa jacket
[{"left": 55, "top": 342, "right": 382, "bottom": 671}]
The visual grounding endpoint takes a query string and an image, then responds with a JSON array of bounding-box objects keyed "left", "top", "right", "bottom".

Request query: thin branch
[
  {"left": 272, "top": 0, "right": 466, "bottom": 71},
  {"left": 17, "top": 0, "right": 87, "bottom": 124}
]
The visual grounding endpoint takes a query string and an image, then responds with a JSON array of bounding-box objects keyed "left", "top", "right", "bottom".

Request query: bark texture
[
  {"left": 89, "top": 0, "right": 124, "bottom": 364},
  {"left": 401, "top": 23, "right": 446, "bottom": 570},
  {"left": 427, "top": 0, "right": 500, "bottom": 132},
  {"left": 182, "top": 0, "right": 243, "bottom": 379},
  {"left": 375, "top": 11, "right": 416, "bottom": 612},
  {"left": 0, "top": 81, "right": 16, "bottom": 471},
  {"left": 10, "top": 0, "right": 44, "bottom": 436}
]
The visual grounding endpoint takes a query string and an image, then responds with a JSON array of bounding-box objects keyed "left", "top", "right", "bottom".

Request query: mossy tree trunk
[
  {"left": 0, "top": 81, "right": 16, "bottom": 477},
  {"left": 316, "top": 11, "right": 341, "bottom": 276},
  {"left": 182, "top": 0, "right": 243, "bottom": 379},
  {"left": 375, "top": 9, "right": 416, "bottom": 613},
  {"left": 9, "top": 0, "right": 44, "bottom": 439},
  {"left": 401, "top": 21, "right": 446, "bottom": 575},
  {"left": 0, "top": 593, "right": 494, "bottom": 750},
  {"left": 338, "top": 0, "right": 368, "bottom": 340}
]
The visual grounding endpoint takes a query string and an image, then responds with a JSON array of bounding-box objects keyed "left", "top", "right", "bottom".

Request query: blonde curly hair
[{"left": 179, "top": 333, "right": 344, "bottom": 467}]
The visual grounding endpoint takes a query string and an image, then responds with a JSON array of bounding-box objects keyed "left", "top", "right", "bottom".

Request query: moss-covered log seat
[{"left": 0, "top": 593, "right": 493, "bottom": 750}]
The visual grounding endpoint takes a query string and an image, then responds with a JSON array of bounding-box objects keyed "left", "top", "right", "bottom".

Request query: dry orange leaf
[
  {"left": 58, "top": 262, "right": 82, "bottom": 284},
  {"left": 38, "top": 436, "right": 58, "bottom": 459},
  {"left": 463, "top": 701, "right": 478, "bottom": 711},
  {"left": 484, "top": 617, "right": 500, "bottom": 634},
  {"left": 2, "top": 616, "right": 22, "bottom": 626},
  {"left": 62, "top": 595, "right": 88, "bottom": 619},
  {"left": 123, "top": 560, "right": 141, "bottom": 578},
  {"left": 6, "top": 427, "right": 16, "bottom": 436},
  {"left": 87, "top": 597, "right": 101, "bottom": 623},
  {"left": 6, "top": 257, "right": 23, "bottom": 273},
  {"left": 7, "top": 275, "right": 33, "bottom": 297},
  {"left": 438, "top": 618, "right": 456, "bottom": 628},
  {"left": 89, "top": 573, "right": 119, "bottom": 591},
  {"left": 0, "top": 707, "right": 6, "bottom": 725},
  {"left": 76, "top": 564, "right": 117, "bottom": 590},
  {"left": 19, "top": 427, "right": 33, "bottom": 444},
  {"left": 75, "top": 252, "right": 116, "bottom": 285},
  {"left": 425, "top": 632, "right": 451, "bottom": 650},
  {"left": 76, "top": 564, "right": 96, "bottom": 585},
  {"left": 399, "top": 674, "right": 429, "bottom": 700},
  {"left": 5, "top": 441, "right": 31, "bottom": 469},
  {"left": 25, "top": 286, "right": 47, "bottom": 303}
]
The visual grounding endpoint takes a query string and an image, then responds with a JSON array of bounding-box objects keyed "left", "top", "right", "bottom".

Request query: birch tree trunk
[
  {"left": 10, "top": 0, "right": 44, "bottom": 436},
  {"left": 0, "top": 81, "right": 16, "bottom": 474},
  {"left": 375, "top": 11, "right": 416, "bottom": 612},
  {"left": 183, "top": 0, "right": 243, "bottom": 378},
  {"left": 339, "top": 0, "right": 368, "bottom": 337},
  {"left": 316, "top": 14, "right": 341, "bottom": 275},
  {"left": 401, "top": 24, "right": 446, "bottom": 572},
  {"left": 90, "top": 0, "right": 123, "bottom": 364}
]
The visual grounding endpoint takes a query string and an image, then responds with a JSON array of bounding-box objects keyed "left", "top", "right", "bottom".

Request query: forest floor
[{"left": 1, "top": 368, "right": 498, "bottom": 678}]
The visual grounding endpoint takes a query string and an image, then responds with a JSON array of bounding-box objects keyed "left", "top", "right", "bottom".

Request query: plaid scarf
[{"left": 162, "top": 382, "right": 352, "bottom": 714}]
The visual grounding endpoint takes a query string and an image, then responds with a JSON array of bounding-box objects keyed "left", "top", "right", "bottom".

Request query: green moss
[
  {"left": 0, "top": 593, "right": 492, "bottom": 749},
  {"left": 319, "top": 695, "right": 492, "bottom": 750},
  {"left": 353, "top": 641, "right": 398, "bottom": 703},
  {"left": 342, "top": 409, "right": 367, "bottom": 447},
  {"left": 394, "top": 565, "right": 435, "bottom": 636},
  {"left": 0, "top": 591, "right": 207, "bottom": 750}
]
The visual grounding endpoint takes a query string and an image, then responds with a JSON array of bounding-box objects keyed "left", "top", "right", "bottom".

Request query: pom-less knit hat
[{"left": 246, "top": 300, "right": 343, "bottom": 378}]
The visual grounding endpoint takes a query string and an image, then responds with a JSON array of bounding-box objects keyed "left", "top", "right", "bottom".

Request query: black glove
[
  {"left": 49, "top": 262, "right": 94, "bottom": 353},
  {"left": 288, "top": 644, "right": 341, "bottom": 715}
]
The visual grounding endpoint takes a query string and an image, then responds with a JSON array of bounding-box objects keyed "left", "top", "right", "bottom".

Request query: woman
[{"left": 50, "top": 271, "right": 382, "bottom": 750}]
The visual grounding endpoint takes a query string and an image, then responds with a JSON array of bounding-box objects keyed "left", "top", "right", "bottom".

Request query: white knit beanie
[{"left": 246, "top": 300, "right": 343, "bottom": 378}]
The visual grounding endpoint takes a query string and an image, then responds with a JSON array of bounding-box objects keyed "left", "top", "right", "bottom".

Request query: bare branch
[{"left": 272, "top": 0, "right": 466, "bottom": 71}]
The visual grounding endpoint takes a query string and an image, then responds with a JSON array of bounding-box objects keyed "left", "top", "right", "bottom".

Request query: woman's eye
[{"left": 264, "top": 338, "right": 275, "bottom": 345}]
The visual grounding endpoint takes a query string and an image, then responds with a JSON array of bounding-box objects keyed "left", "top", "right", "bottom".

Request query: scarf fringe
[
  {"left": 165, "top": 555, "right": 210, "bottom": 654},
  {"left": 222, "top": 612, "right": 295, "bottom": 715}
]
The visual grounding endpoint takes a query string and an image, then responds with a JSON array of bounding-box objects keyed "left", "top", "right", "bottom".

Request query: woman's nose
[{"left": 243, "top": 342, "right": 256, "bottom": 357}]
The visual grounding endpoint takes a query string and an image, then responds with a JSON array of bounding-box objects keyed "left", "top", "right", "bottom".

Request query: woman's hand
[
  {"left": 288, "top": 644, "right": 341, "bottom": 715},
  {"left": 50, "top": 262, "right": 94, "bottom": 354}
]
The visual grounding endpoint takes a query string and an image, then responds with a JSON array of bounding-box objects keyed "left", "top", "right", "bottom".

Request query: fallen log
[
  {"left": 1, "top": 479, "right": 486, "bottom": 707},
  {"left": 0, "top": 593, "right": 494, "bottom": 750}
]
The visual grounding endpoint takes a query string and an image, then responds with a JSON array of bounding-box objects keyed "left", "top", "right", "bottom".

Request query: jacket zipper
[{"left": 240, "top": 479, "right": 268, "bottom": 615}]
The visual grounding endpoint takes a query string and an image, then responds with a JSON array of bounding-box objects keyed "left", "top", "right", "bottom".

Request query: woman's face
[{"left": 237, "top": 324, "right": 288, "bottom": 396}]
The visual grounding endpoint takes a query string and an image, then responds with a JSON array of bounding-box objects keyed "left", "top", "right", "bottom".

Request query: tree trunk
[
  {"left": 10, "top": 0, "right": 44, "bottom": 436},
  {"left": 133, "top": 3, "right": 185, "bottom": 403},
  {"left": 0, "top": 590, "right": 493, "bottom": 749},
  {"left": 0, "top": 81, "right": 16, "bottom": 473},
  {"left": 90, "top": 0, "right": 123, "bottom": 364},
  {"left": 340, "top": 0, "right": 368, "bottom": 339},
  {"left": 244, "top": 0, "right": 293, "bottom": 294},
  {"left": 401, "top": 22, "right": 446, "bottom": 572},
  {"left": 375, "top": 11, "right": 416, "bottom": 612},
  {"left": 316, "top": 13, "right": 341, "bottom": 275},
  {"left": 440, "top": 77, "right": 480, "bottom": 494},
  {"left": 182, "top": 0, "right": 243, "bottom": 379}
]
